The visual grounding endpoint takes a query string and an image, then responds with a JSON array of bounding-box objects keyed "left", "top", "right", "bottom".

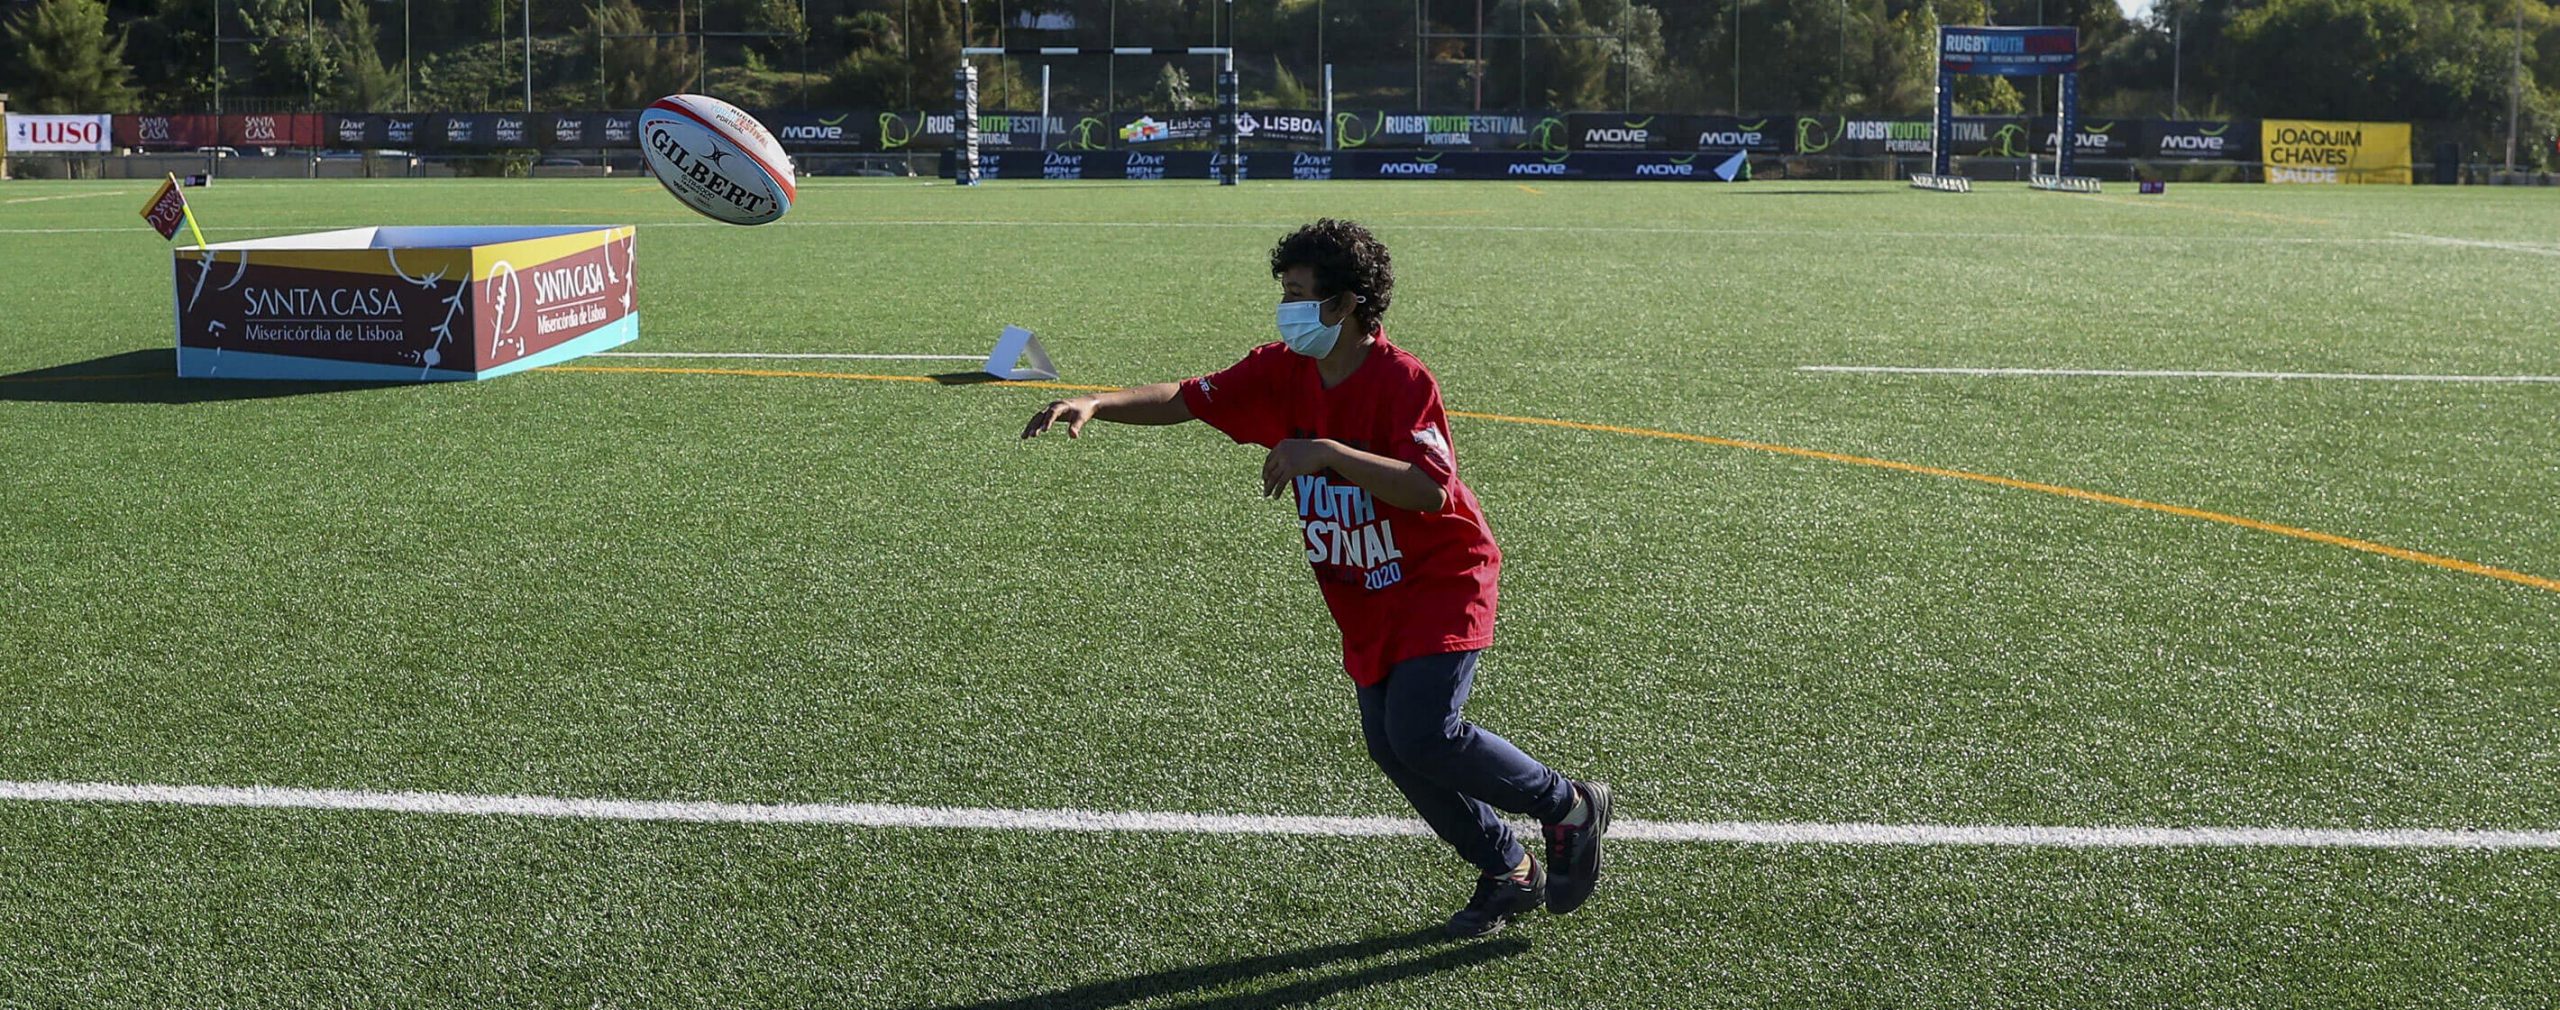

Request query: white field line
[
  {"left": 0, "top": 218, "right": 2532, "bottom": 252},
  {"left": 596, "top": 352, "right": 985, "bottom": 361},
  {"left": 1, "top": 190, "right": 141, "bottom": 206},
  {"left": 5, "top": 780, "right": 2558, "bottom": 850},
  {"left": 2387, "top": 231, "right": 2560, "bottom": 257},
  {"left": 1798, "top": 365, "right": 2560, "bottom": 384}
]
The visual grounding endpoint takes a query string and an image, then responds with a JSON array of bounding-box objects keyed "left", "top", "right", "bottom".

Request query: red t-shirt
[{"left": 1180, "top": 334, "right": 1501, "bottom": 686}]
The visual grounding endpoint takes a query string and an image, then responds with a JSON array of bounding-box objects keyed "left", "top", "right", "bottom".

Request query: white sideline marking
[
  {"left": 1798, "top": 365, "right": 2560, "bottom": 384},
  {"left": 2, "top": 190, "right": 139, "bottom": 206},
  {"left": 596, "top": 352, "right": 986, "bottom": 362},
  {"left": 0, "top": 218, "right": 2543, "bottom": 254},
  {"left": 2388, "top": 232, "right": 2560, "bottom": 257},
  {"left": 5, "top": 780, "right": 2558, "bottom": 850}
]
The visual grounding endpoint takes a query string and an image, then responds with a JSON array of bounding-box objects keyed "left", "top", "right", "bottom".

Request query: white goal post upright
[
  {"left": 959, "top": 46, "right": 1241, "bottom": 186},
  {"left": 1930, "top": 25, "right": 2082, "bottom": 189}
]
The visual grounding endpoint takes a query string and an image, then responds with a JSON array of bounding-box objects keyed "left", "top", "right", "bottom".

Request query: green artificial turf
[{"left": 2, "top": 177, "right": 2555, "bottom": 1007}]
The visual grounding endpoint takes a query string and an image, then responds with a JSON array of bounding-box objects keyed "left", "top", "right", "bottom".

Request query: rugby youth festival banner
[{"left": 2261, "top": 120, "right": 2412, "bottom": 184}]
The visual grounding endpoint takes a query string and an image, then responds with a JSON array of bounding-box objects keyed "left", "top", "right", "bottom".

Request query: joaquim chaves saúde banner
[{"left": 2261, "top": 120, "right": 2413, "bottom": 184}]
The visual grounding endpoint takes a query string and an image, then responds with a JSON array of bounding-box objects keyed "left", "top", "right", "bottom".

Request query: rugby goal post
[
  {"left": 1930, "top": 25, "right": 2097, "bottom": 192},
  {"left": 958, "top": 46, "right": 1240, "bottom": 186}
]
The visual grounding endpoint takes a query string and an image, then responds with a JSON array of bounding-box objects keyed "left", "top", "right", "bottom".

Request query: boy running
[{"left": 1020, "top": 219, "right": 1610, "bottom": 938}]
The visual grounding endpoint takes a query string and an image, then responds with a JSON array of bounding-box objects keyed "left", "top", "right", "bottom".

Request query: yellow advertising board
[{"left": 2262, "top": 120, "right": 2412, "bottom": 184}]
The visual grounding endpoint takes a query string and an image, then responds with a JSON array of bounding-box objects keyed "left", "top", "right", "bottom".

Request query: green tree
[
  {"left": 587, "top": 0, "right": 697, "bottom": 108},
  {"left": 820, "top": 11, "right": 906, "bottom": 107},
  {"left": 236, "top": 0, "right": 336, "bottom": 107},
  {"left": 1487, "top": 0, "right": 1669, "bottom": 111},
  {"left": 749, "top": 0, "right": 808, "bottom": 62},
  {"left": 116, "top": 0, "right": 221, "bottom": 111},
  {"left": 1147, "top": 63, "right": 1196, "bottom": 110},
  {"left": 1264, "top": 57, "right": 1314, "bottom": 107},
  {"left": 332, "top": 0, "right": 400, "bottom": 111},
  {"left": 3, "top": 0, "right": 141, "bottom": 113}
]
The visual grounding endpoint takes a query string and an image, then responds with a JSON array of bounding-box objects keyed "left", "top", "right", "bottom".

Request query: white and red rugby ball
[{"left": 639, "top": 94, "right": 795, "bottom": 226}]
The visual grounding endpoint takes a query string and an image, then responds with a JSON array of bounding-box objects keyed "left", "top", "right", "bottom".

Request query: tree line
[{"left": 6, "top": 0, "right": 2554, "bottom": 158}]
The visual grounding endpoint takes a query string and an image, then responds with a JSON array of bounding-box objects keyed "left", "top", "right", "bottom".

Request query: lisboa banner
[{"left": 2262, "top": 120, "right": 2411, "bottom": 184}]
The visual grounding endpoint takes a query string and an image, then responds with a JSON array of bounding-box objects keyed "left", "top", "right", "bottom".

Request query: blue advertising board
[
  {"left": 945, "top": 149, "right": 1749, "bottom": 182},
  {"left": 1938, "top": 26, "right": 2080, "bottom": 76}
]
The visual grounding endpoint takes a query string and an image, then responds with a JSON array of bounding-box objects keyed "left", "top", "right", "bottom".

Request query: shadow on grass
[
  {"left": 929, "top": 371, "right": 1007, "bottom": 385},
  {"left": 931, "top": 925, "right": 1529, "bottom": 1010},
  {"left": 0, "top": 349, "right": 418, "bottom": 404}
]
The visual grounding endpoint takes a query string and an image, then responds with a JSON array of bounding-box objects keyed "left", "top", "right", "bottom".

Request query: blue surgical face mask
[{"left": 1276, "top": 296, "right": 1344, "bottom": 358}]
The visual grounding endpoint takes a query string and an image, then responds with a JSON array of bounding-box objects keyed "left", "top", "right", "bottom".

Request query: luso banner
[{"left": 7, "top": 114, "right": 112, "bottom": 151}]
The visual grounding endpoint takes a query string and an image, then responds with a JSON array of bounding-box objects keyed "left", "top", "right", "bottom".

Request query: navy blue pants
[{"left": 1358, "top": 650, "right": 1575, "bottom": 877}]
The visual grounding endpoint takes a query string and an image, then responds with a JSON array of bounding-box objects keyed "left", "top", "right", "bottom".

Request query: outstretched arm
[
  {"left": 1020, "top": 383, "right": 1194, "bottom": 439},
  {"left": 1262, "top": 439, "right": 1447, "bottom": 513}
]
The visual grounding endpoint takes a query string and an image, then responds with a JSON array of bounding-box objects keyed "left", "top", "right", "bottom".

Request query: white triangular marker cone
[{"left": 984, "top": 325, "right": 1058, "bottom": 380}]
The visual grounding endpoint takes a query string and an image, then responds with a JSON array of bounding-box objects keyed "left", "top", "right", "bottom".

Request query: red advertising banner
[
  {"left": 117, "top": 114, "right": 222, "bottom": 149},
  {"left": 222, "top": 113, "right": 323, "bottom": 147}
]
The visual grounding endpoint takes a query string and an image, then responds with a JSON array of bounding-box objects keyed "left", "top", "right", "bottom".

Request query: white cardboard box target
[
  {"left": 983, "top": 325, "right": 1057, "bottom": 380},
  {"left": 174, "top": 225, "right": 638, "bottom": 380}
]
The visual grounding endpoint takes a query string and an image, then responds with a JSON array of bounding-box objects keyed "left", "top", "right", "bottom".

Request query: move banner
[
  {"left": 1690, "top": 115, "right": 1791, "bottom": 155},
  {"left": 2262, "top": 120, "right": 2410, "bottom": 184},
  {"left": 1566, "top": 113, "right": 1676, "bottom": 151},
  {"left": 2037, "top": 118, "right": 2136, "bottom": 159},
  {"left": 2148, "top": 119, "right": 2255, "bottom": 160},
  {"left": 6, "top": 113, "right": 111, "bottom": 152},
  {"left": 754, "top": 110, "right": 864, "bottom": 150},
  {"left": 1561, "top": 113, "right": 1792, "bottom": 154}
]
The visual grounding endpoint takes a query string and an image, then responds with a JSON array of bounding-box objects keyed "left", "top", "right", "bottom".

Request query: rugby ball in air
[{"left": 638, "top": 94, "right": 795, "bottom": 226}]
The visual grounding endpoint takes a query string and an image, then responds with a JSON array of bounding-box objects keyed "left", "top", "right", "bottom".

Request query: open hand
[{"left": 1022, "top": 397, "right": 1097, "bottom": 440}]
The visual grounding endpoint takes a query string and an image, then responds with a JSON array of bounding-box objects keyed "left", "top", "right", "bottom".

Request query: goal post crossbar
[
  {"left": 952, "top": 46, "right": 1242, "bottom": 186},
  {"left": 963, "top": 46, "right": 1231, "bottom": 57}
]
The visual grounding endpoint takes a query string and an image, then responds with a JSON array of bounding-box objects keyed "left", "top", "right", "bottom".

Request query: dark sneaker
[
  {"left": 1542, "top": 780, "right": 1612, "bottom": 914},
  {"left": 1446, "top": 856, "right": 1545, "bottom": 938}
]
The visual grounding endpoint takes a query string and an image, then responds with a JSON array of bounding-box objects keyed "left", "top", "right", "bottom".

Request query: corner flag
[{"left": 139, "top": 173, "right": 206, "bottom": 247}]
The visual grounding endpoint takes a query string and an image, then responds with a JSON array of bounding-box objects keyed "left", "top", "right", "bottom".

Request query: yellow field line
[
  {"left": 10, "top": 362, "right": 2547, "bottom": 596},
  {"left": 544, "top": 363, "right": 2559, "bottom": 597},
  {"left": 1447, "top": 410, "right": 2560, "bottom": 595}
]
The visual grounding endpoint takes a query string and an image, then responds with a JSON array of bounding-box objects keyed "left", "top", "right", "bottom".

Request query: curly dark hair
[{"left": 1269, "top": 218, "right": 1392, "bottom": 331}]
